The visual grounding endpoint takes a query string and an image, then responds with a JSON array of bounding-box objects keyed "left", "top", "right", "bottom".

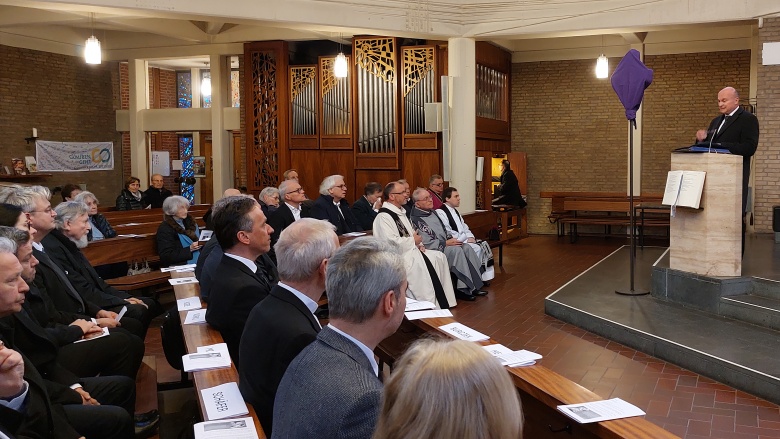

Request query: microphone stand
[{"left": 616, "top": 119, "right": 649, "bottom": 297}]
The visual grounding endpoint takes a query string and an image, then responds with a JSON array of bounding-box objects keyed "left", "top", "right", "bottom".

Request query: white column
[
  {"left": 128, "top": 59, "right": 149, "bottom": 184},
  {"left": 628, "top": 43, "right": 644, "bottom": 195},
  {"left": 210, "top": 54, "right": 232, "bottom": 198},
  {"left": 448, "top": 38, "right": 477, "bottom": 212}
]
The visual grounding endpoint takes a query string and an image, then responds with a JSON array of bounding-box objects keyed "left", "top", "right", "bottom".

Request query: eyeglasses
[
  {"left": 431, "top": 182, "right": 444, "bottom": 187},
  {"left": 333, "top": 184, "right": 347, "bottom": 190},
  {"left": 390, "top": 191, "right": 406, "bottom": 195},
  {"left": 291, "top": 188, "right": 304, "bottom": 194},
  {"left": 30, "top": 207, "right": 53, "bottom": 214}
]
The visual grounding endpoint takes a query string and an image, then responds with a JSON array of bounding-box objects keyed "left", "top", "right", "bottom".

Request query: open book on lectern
[{"left": 662, "top": 170, "right": 706, "bottom": 209}]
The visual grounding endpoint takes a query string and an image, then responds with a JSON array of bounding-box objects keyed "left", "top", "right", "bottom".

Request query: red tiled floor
[{"left": 445, "top": 235, "right": 780, "bottom": 439}]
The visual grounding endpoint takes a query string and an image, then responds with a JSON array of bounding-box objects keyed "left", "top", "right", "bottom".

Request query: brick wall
[
  {"left": 513, "top": 51, "right": 751, "bottom": 234},
  {"left": 511, "top": 59, "right": 627, "bottom": 234},
  {"left": 0, "top": 44, "right": 123, "bottom": 204},
  {"left": 642, "top": 51, "right": 750, "bottom": 195},
  {"left": 755, "top": 18, "right": 780, "bottom": 232}
]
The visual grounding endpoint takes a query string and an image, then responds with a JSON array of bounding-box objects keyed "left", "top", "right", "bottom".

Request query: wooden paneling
[
  {"left": 290, "top": 149, "right": 354, "bottom": 199},
  {"left": 401, "top": 150, "right": 441, "bottom": 189}
]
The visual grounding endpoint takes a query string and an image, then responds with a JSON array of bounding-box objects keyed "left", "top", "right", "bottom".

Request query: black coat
[
  {"left": 352, "top": 196, "right": 377, "bottom": 231},
  {"left": 306, "top": 194, "right": 363, "bottom": 235},
  {"left": 87, "top": 213, "right": 116, "bottom": 241},
  {"left": 702, "top": 107, "right": 759, "bottom": 211},
  {"left": 205, "top": 255, "right": 276, "bottom": 363},
  {"left": 267, "top": 203, "right": 297, "bottom": 260},
  {"left": 493, "top": 169, "right": 525, "bottom": 207},
  {"left": 156, "top": 218, "right": 198, "bottom": 267},
  {"left": 239, "top": 285, "right": 320, "bottom": 434},
  {"left": 32, "top": 248, "right": 102, "bottom": 318},
  {"left": 142, "top": 186, "right": 172, "bottom": 209},
  {"left": 114, "top": 189, "right": 144, "bottom": 211}
]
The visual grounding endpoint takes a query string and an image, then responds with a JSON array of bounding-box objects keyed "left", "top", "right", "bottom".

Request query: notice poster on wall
[{"left": 151, "top": 151, "right": 170, "bottom": 177}]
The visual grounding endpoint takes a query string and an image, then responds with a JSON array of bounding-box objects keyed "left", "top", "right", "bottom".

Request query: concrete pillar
[
  {"left": 128, "top": 59, "right": 149, "bottom": 184},
  {"left": 447, "top": 38, "right": 477, "bottom": 212},
  {"left": 210, "top": 54, "right": 232, "bottom": 198}
]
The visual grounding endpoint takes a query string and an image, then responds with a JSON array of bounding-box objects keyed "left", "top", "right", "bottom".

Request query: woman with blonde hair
[{"left": 373, "top": 338, "right": 523, "bottom": 439}]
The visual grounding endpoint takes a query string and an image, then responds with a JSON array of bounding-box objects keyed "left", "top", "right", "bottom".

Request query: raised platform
[{"left": 545, "top": 234, "right": 780, "bottom": 405}]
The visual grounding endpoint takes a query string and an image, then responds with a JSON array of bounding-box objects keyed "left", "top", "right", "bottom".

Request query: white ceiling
[{"left": 0, "top": 0, "right": 775, "bottom": 66}]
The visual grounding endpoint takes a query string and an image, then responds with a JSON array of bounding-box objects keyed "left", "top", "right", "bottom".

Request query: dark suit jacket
[
  {"left": 25, "top": 282, "right": 90, "bottom": 343},
  {"left": 142, "top": 187, "right": 172, "bottom": 209},
  {"left": 272, "top": 326, "right": 382, "bottom": 439},
  {"left": 351, "top": 196, "right": 377, "bottom": 231},
  {"left": 703, "top": 107, "right": 759, "bottom": 211},
  {"left": 32, "top": 248, "right": 102, "bottom": 318},
  {"left": 239, "top": 285, "right": 320, "bottom": 434},
  {"left": 194, "top": 235, "right": 220, "bottom": 281},
  {"left": 205, "top": 255, "right": 276, "bottom": 364},
  {"left": 156, "top": 219, "right": 198, "bottom": 267},
  {"left": 268, "top": 203, "right": 296, "bottom": 249},
  {"left": 306, "top": 195, "right": 363, "bottom": 235},
  {"left": 493, "top": 169, "right": 524, "bottom": 207},
  {"left": 0, "top": 326, "right": 81, "bottom": 439}
]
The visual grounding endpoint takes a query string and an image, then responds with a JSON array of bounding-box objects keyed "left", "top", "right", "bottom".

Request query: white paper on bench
[
  {"left": 405, "top": 309, "right": 453, "bottom": 320},
  {"left": 169, "top": 277, "right": 199, "bottom": 286},
  {"left": 117, "top": 234, "right": 144, "bottom": 238},
  {"left": 184, "top": 310, "right": 207, "bottom": 324},
  {"left": 193, "top": 416, "right": 259, "bottom": 439},
  {"left": 482, "top": 344, "right": 542, "bottom": 367},
  {"left": 197, "top": 343, "right": 229, "bottom": 355},
  {"left": 162, "top": 263, "right": 197, "bottom": 272},
  {"left": 342, "top": 232, "right": 366, "bottom": 237},
  {"left": 200, "top": 382, "right": 249, "bottom": 421},
  {"left": 182, "top": 351, "right": 231, "bottom": 372},
  {"left": 404, "top": 298, "right": 436, "bottom": 312},
  {"left": 438, "top": 322, "right": 490, "bottom": 342},
  {"left": 557, "top": 398, "right": 645, "bottom": 424},
  {"left": 177, "top": 297, "right": 202, "bottom": 311}
]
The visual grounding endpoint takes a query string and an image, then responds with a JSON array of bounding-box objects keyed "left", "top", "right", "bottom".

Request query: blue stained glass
[
  {"left": 177, "top": 72, "right": 192, "bottom": 109},
  {"left": 179, "top": 135, "right": 194, "bottom": 202}
]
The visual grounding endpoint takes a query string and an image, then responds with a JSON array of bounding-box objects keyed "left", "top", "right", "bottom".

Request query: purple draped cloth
[{"left": 610, "top": 49, "right": 653, "bottom": 122}]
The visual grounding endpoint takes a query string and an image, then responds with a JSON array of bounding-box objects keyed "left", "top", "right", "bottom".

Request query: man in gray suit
[{"left": 271, "top": 237, "right": 407, "bottom": 439}]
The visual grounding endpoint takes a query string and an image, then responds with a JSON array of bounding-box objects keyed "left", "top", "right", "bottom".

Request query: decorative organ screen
[
  {"left": 476, "top": 64, "right": 508, "bottom": 121},
  {"left": 402, "top": 46, "right": 435, "bottom": 135},
  {"left": 355, "top": 37, "right": 397, "bottom": 155},
  {"left": 290, "top": 66, "right": 317, "bottom": 136},
  {"left": 320, "top": 57, "right": 351, "bottom": 136}
]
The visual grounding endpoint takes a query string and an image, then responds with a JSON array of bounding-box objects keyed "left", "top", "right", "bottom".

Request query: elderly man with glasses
[
  {"left": 427, "top": 174, "right": 446, "bottom": 210},
  {"left": 306, "top": 175, "right": 363, "bottom": 236}
]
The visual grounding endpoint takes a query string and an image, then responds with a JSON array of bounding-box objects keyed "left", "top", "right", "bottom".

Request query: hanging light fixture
[
  {"left": 595, "top": 54, "right": 608, "bottom": 79},
  {"left": 84, "top": 13, "right": 101, "bottom": 64},
  {"left": 334, "top": 33, "right": 348, "bottom": 78},
  {"left": 201, "top": 76, "right": 212, "bottom": 97}
]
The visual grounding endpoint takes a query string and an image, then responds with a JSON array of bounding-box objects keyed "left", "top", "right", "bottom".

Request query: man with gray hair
[
  {"left": 239, "top": 218, "right": 338, "bottom": 434},
  {"left": 267, "top": 179, "right": 307, "bottom": 262},
  {"left": 43, "top": 201, "right": 158, "bottom": 336},
  {"left": 272, "top": 237, "right": 407, "bottom": 439},
  {"left": 306, "top": 174, "right": 362, "bottom": 235},
  {"left": 410, "top": 187, "right": 485, "bottom": 301}
]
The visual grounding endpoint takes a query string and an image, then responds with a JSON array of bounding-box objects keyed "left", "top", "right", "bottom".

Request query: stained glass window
[
  {"left": 231, "top": 70, "right": 240, "bottom": 108},
  {"left": 179, "top": 135, "right": 194, "bottom": 202},
  {"left": 177, "top": 71, "right": 192, "bottom": 109}
]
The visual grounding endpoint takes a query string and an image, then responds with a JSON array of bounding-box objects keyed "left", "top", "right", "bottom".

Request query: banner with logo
[{"left": 35, "top": 140, "right": 114, "bottom": 171}]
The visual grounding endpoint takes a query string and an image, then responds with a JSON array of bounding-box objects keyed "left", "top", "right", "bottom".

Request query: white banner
[{"left": 35, "top": 140, "right": 114, "bottom": 171}]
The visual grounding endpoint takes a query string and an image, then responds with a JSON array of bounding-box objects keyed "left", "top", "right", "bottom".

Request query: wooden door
[{"left": 200, "top": 134, "right": 213, "bottom": 205}]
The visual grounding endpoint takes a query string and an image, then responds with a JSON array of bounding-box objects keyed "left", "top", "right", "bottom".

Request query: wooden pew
[
  {"left": 462, "top": 210, "right": 508, "bottom": 266},
  {"left": 102, "top": 205, "right": 210, "bottom": 226},
  {"left": 171, "top": 272, "right": 266, "bottom": 437},
  {"left": 81, "top": 234, "right": 170, "bottom": 291},
  {"left": 408, "top": 316, "right": 679, "bottom": 439}
]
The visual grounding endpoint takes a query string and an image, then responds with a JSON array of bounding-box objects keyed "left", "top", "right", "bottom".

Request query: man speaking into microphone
[{"left": 695, "top": 86, "right": 759, "bottom": 252}]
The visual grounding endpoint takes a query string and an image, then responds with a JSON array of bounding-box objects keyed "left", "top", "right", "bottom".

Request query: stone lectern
[{"left": 669, "top": 153, "right": 742, "bottom": 277}]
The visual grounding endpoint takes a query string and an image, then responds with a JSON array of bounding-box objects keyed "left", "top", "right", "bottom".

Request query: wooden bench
[
  {"left": 461, "top": 209, "right": 526, "bottom": 267},
  {"left": 171, "top": 272, "right": 266, "bottom": 437},
  {"left": 406, "top": 316, "right": 679, "bottom": 439},
  {"left": 101, "top": 205, "right": 210, "bottom": 226}
]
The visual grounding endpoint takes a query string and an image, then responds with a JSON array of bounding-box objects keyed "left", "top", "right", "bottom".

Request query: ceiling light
[
  {"left": 201, "top": 77, "right": 212, "bottom": 97},
  {"left": 596, "top": 54, "right": 608, "bottom": 79},
  {"left": 84, "top": 35, "right": 101, "bottom": 64},
  {"left": 334, "top": 53, "right": 348, "bottom": 78}
]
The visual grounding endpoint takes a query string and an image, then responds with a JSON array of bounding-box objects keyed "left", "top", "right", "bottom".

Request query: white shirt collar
[
  {"left": 727, "top": 107, "right": 739, "bottom": 117},
  {"left": 223, "top": 252, "right": 258, "bottom": 273},
  {"left": 32, "top": 241, "right": 43, "bottom": 252},
  {"left": 382, "top": 202, "right": 404, "bottom": 215},
  {"left": 277, "top": 281, "right": 320, "bottom": 319},
  {"left": 327, "top": 324, "right": 379, "bottom": 376}
]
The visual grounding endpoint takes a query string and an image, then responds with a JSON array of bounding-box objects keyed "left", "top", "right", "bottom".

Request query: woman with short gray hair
[
  {"left": 156, "top": 195, "right": 201, "bottom": 266},
  {"left": 74, "top": 191, "right": 116, "bottom": 241},
  {"left": 259, "top": 187, "right": 280, "bottom": 216}
]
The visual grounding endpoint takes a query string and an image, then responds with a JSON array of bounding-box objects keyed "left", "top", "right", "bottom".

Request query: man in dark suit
[
  {"left": 696, "top": 86, "right": 759, "bottom": 252},
  {"left": 142, "top": 174, "right": 172, "bottom": 209},
  {"left": 239, "top": 218, "right": 338, "bottom": 434},
  {"left": 306, "top": 175, "right": 362, "bottom": 235},
  {"left": 205, "top": 196, "right": 276, "bottom": 364},
  {"left": 352, "top": 182, "right": 382, "bottom": 231},
  {"left": 267, "top": 179, "right": 307, "bottom": 262},
  {"left": 272, "top": 238, "right": 407, "bottom": 439}
]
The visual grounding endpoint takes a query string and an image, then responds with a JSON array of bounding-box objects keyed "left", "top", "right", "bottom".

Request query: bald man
[
  {"left": 143, "top": 174, "right": 172, "bottom": 208},
  {"left": 695, "top": 86, "right": 759, "bottom": 252}
]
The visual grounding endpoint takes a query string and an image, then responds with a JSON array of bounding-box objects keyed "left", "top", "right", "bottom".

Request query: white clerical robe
[
  {"left": 436, "top": 204, "right": 482, "bottom": 259},
  {"left": 373, "top": 202, "right": 457, "bottom": 309}
]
